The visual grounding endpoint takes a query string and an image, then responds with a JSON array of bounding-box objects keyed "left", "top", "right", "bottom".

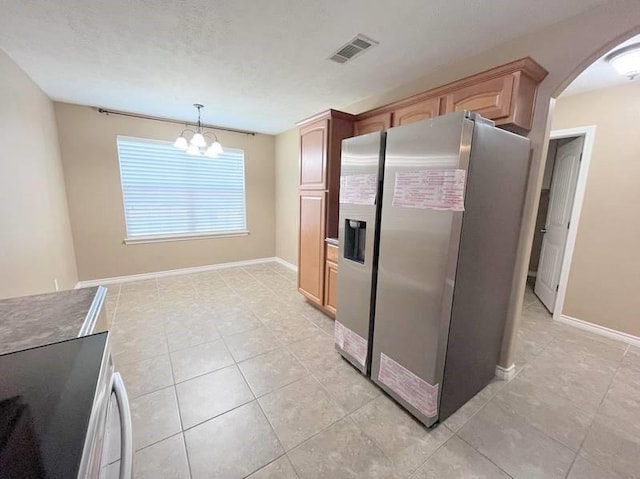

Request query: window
[{"left": 117, "top": 136, "right": 247, "bottom": 243}]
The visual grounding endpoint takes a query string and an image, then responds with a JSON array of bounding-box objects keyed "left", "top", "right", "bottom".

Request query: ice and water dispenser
[{"left": 344, "top": 219, "right": 366, "bottom": 264}]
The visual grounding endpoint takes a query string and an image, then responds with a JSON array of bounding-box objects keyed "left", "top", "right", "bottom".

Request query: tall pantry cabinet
[{"left": 297, "top": 110, "right": 354, "bottom": 313}]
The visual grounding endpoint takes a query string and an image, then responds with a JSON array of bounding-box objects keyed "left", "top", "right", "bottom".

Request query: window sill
[{"left": 123, "top": 231, "right": 250, "bottom": 245}]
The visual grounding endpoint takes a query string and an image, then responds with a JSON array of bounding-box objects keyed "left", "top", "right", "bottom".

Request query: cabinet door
[
  {"left": 392, "top": 97, "right": 441, "bottom": 126},
  {"left": 444, "top": 74, "right": 514, "bottom": 121},
  {"left": 326, "top": 243, "right": 338, "bottom": 264},
  {"left": 354, "top": 112, "right": 392, "bottom": 136},
  {"left": 324, "top": 260, "right": 338, "bottom": 316},
  {"left": 299, "top": 119, "right": 329, "bottom": 189},
  {"left": 298, "top": 191, "right": 326, "bottom": 305}
]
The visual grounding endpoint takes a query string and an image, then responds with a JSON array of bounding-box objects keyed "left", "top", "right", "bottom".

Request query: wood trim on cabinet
[
  {"left": 297, "top": 108, "right": 356, "bottom": 127},
  {"left": 354, "top": 112, "right": 392, "bottom": 136},
  {"left": 392, "top": 97, "right": 441, "bottom": 126},
  {"left": 443, "top": 74, "right": 515, "bottom": 120},
  {"left": 356, "top": 57, "right": 547, "bottom": 122},
  {"left": 326, "top": 116, "right": 354, "bottom": 238},
  {"left": 502, "top": 71, "right": 538, "bottom": 131}
]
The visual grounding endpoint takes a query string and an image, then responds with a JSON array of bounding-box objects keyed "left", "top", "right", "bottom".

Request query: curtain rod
[{"left": 95, "top": 107, "right": 257, "bottom": 136}]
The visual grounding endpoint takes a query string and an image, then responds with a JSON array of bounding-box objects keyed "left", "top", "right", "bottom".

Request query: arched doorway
[
  {"left": 507, "top": 31, "right": 640, "bottom": 478},
  {"left": 500, "top": 25, "right": 640, "bottom": 373}
]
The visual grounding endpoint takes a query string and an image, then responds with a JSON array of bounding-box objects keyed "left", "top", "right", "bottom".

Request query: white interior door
[{"left": 535, "top": 136, "right": 584, "bottom": 312}]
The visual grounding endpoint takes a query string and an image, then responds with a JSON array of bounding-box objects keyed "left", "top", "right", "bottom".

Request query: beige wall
[
  {"left": 0, "top": 50, "right": 78, "bottom": 299},
  {"left": 275, "top": 128, "right": 299, "bottom": 266},
  {"left": 55, "top": 103, "right": 275, "bottom": 281},
  {"left": 273, "top": 1, "right": 640, "bottom": 366},
  {"left": 552, "top": 82, "right": 640, "bottom": 337}
]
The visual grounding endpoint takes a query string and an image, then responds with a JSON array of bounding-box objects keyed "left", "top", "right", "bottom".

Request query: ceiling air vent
[{"left": 329, "top": 34, "right": 379, "bottom": 64}]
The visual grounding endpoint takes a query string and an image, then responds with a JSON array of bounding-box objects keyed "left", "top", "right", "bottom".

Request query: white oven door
[{"left": 100, "top": 372, "right": 133, "bottom": 479}]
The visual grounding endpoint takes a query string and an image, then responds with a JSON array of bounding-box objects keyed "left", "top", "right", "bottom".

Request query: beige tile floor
[{"left": 103, "top": 263, "right": 640, "bottom": 479}]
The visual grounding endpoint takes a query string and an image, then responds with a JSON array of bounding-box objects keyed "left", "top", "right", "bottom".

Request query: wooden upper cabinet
[
  {"left": 392, "top": 97, "right": 441, "bottom": 127},
  {"left": 443, "top": 75, "right": 514, "bottom": 121},
  {"left": 353, "top": 57, "right": 547, "bottom": 134},
  {"left": 298, "top": 191, "right": 326, "bottom": 305},
  {"left": 299, "top": 119, "right": 328, "bottom": 190},
  {"left": 298, "top": 109, "right": 355, "bottom": 238},
  {"left": 354, "top": 112, "right": 392, "bottom": 136}
]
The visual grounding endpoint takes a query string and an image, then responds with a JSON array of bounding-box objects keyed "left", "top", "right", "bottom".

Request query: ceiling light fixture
[
  {"left": 606, "top": 43, "right": 640, "bottom": 80},
  {"left": 173, "top": 104, "right": 224, "bottom": 157}
]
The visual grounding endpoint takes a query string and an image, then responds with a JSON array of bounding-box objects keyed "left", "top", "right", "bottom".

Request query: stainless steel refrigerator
[{"left": 335, "top": 111, "right": 530, "bottom": 427}]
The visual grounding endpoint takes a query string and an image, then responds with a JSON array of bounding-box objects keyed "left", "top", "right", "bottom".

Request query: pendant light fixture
[
  {"left": 173, "top": 104, "right": 224, "bottom": 157},
  {"left": 606, "top": 43, "right": 640, "bottom": 80}
]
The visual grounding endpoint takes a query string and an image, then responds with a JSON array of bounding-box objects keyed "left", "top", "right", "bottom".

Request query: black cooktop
[{"left": 0, "top": 333, "right": 107, "bottom": 479}]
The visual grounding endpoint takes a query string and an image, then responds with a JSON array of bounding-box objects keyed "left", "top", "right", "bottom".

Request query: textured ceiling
[
  {"left": 0, "top": 0, "right": 607, "bottom": 134},
  {"left": 561, "top": 33, "right": 640, "bottom": 97}
]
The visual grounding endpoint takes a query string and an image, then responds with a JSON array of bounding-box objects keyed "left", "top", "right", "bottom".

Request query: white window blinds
[{"left": 117, "top": 136, "right": 247, "bottom": 241}]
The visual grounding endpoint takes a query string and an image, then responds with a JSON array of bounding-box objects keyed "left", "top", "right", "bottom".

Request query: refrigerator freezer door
[
  {"left": 335, "top": 131, "right": 384, "bottom": 373},
  {"left": 371, "top": 112, "right": 473, "bottom": 426}
]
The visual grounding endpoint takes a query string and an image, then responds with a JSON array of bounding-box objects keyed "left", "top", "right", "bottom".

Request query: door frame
[{"left": 546, "top": 125, "right": 596, "bottom": 320}]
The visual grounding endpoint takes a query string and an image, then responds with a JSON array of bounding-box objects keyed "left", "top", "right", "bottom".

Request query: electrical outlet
[{"left": 54, "top": 279, "right": 59, "bottom": 292}]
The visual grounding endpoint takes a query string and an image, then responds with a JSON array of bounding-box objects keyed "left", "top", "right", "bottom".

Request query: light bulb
[
  {"left": 186, "top": 144, "right": 201, "bottom": 156},
  {"left": 211, "top": 141, "right": 223, "bottom": 155},
  {"left": 190, "top": 132, "right": 206, "bottom": 148},
  {"left": 173, "top": 136, "right": 188, "bottom": 150},
  {"left": 205, "top": 145, "right": 219, "bottom": 158},
  {"left": 609, "top": 49, "right": 640, "bottom": 78}
]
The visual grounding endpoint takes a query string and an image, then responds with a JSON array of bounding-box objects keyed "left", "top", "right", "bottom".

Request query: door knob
[{"left": 540, "top": 228, "right": 547, "bottom": 233}]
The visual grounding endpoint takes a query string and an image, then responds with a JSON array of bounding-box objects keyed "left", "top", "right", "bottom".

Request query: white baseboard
[
  {"left": 495, "top": 364, "right": 516, "bottom": 381},
  {"left": 274, "top": 257, "right": 298, "bottom": 272},
  {"left": 75, "top": 257, "right": 281, "bottom": 288},
  {"left": 556, "top": 314, "right": 640, "bottom": 348}
]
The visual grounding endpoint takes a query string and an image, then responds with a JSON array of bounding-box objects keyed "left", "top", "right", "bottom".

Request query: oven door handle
[{"left": 112, "top": 372, "right": 133, "bottom": 479}]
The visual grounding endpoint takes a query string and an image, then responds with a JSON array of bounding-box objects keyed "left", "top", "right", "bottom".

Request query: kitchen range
[
  {"left": 0, "top": 288, "right": 132, "bottom": 479},
  {"left": 335, "top": 111, "right": 530, "bottom": 427}
]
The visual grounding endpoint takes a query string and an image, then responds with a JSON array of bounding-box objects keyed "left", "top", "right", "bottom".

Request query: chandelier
[{"left": 173, "top": 104, "right": 224, "bottom": 157}]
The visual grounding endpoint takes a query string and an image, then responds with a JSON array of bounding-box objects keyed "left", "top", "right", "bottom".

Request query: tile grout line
[
  {"left": 481, "top": 310, "right": 631, "bottom": 476},
  {"left": 443, "top": 378, "right": 509, "bottom": 435},
  {"left": 455, "top": 434, "right": 515, "bottom": 479},
  {"left": 479, "top": 380, "right": 590, "bottom": 464},
  {"left": 227, "top": 342, "right": 290, "bottom": 475},
  {"left": 512, "top": 299, "right": 630, "bottom": 477},
  {"left": 215, "top": 271, "right": 291, "bottom": 470},
  {"left": 562, "top": 343, "right": 630, "bottom": 478},
  {"left": 180, "top": 394, "right": 256, "bottom": 433},
  {"left": 132, "top": 430, "right": 183, "bottom": 454},
  {"left": 162, "top": 280, "right": 195, "bottom": 479},
  {"left": 220, "top": 269, "right": 356, "bottom": 475},
  {"left": 113, "top": 272, "right": 630, "bottom": 479},
  {"left": 169, "top": 278, "right": 233, "bottom": 478},
  {"left": 109, "top": 268, "right": 239, "bottom": 474},
  {"left": 243, "top": 265, "right": 415, "bottom": 472},
  {"left": 238, "top": 453, "right": 290, "bottom": 479},
  {"left": 113, "top": 265, "right": 386, "bottom": 477}
]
